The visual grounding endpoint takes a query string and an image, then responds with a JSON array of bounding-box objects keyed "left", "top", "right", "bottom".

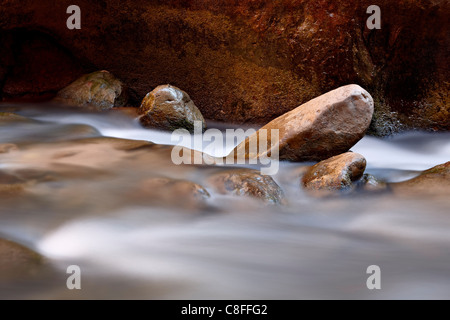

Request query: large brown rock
[
  {"left": 233, "top": 85, "right": 374, "bottom": 162},
  {"left": 138, "top": 84, "right": 206, "bottom": 132},
  {"left": 302, "top": 152, "right": 367, "bottom": 192},
  {"left": 0, "top": 1, "right": 448, "bottom": 133}
]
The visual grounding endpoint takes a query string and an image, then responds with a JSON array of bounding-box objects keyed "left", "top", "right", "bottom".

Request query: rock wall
[{"left": 0, "top": 0, "right": 448, "bottom": 133}]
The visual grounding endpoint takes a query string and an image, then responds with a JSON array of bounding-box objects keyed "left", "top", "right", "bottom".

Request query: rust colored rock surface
[
  {"left": 0, "top": 238, "right": 42, "bottom": 279},
  {"left": 55, "top": 70, "right": 128, "bottom": 110},
  {"left": 0, "top": 1, "right": 448, "bottom": 133},
  {"left": 302, "top": 152, "right": 367, "bottom": 191},
  {"left": 234, "top": 85, "right": 373, "bottom": 162},
  {"left": 0, "top": 29, "right": 87, "bottom": 101},
  {"left": 134, "top": 177, "right": 210, "bottom": 208},
  {"left": 207, "top": 168, "right": 285, "bottom": 204},
  {"left": 138, "top": 84, "right": 206, "bottom": 132},
  {"left": 392, "top": 162, "right": 450, "bottom": 196}
]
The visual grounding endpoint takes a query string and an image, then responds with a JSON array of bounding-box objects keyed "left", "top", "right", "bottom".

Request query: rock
[
  {"left": 138, "top": 84, "right": 206, "bottom": 132},
  {"left": 0, "top": 238, "right": 42, "bottom": 279},
  {"left": 355, "top": 174, "right": 389, "bottom": 193},
  {"left": 72, "top": 137, "right": 153, "bottom": 151},
  {"left": 0, "top": 143, "right": 18, "bottom": 153},
  {"left": 302, "top": 152, "right": 367, "bottom": 192},
  {"left": 207, "top": 169, "right": 284, "bottom": 204},
  {"left": 234, "top": 85, "right": 374, "bottom": 162},
  {"left": 134, "top": 177, "right": 210, "bottom": 208},
  {"left": 0, "top": 112, "right": 36, "bottom": 124},
  {"left": 0, "top": 170, "right": 30, "bottom": 195},
  {"left": 54, "top": 70, "right": 128, "bottom": 111},
  {"left": 0, "top": 122, "right": 101, "bottom": 145},
  {"left": 0, "top": 30, "right": 87, "bottom": 101},
  {"left": 1, "top": 1, "right": 447, "bottom": 133},
  {"left": 391, "top": 162, "right": 450, "bottom": 196}
]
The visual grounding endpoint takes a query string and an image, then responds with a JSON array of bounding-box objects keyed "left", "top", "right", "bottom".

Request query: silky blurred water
[{"left": 0, "top": 104, "right": 449, "bottom": 299}]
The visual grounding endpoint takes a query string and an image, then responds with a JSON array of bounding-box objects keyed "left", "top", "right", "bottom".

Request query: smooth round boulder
[
  {"left": 234, "top": 85, "right": 374, "bottom": 162},
  {"left": 54, "top": 70, "right": 128, "bottom": 111},
  {"left": 138, "top": 84, "right": 206, "bottom": 133}
]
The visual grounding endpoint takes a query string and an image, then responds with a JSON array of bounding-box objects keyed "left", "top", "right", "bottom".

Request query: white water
[
  {"left": 33, "top": 110, "right": 450, "bottom": 171},
  {"left": 1, "top": 106, "right": 449, "bottom": 299}
]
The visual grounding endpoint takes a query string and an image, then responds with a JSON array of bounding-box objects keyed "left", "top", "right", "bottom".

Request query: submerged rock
[
  {"left": 134, "top": 177, "right": 210, "bottom": 208},
  {"left": 138, "top": 84, "right": 206, "bottom": 132},
  {"left": 54, "top": 70, "right": 128, "bottom": 110},
  {"left": 207, "top": 169, "right": 284, "bottom": 204},
  {"left": 0, "top": 112, "right": 36, "bottom": 124},
  {"left": 0, "top": 238, "right": 42, "bottom": 279},
  {"left": 234, "top": 85, "right": 374, "bottom": 162},
  {"left": 71, "top": 137, "right": 153, "bottom": 151},
  {"left": 0, "top": 170, "right": 31, "bottom": 195},
  {"left": 0, "top": 143, "right": 19, "bottom": 153},
  {"left": 302, "top": 152, "right": 367, "bottom": 192},
  {"left": 392, "top": 162, "right": 450, "bottom": 196},
  {"left": 356, "top": 174, "right": 389, "bottom": 193}
]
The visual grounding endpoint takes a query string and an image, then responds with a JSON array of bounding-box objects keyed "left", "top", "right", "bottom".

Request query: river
[{"left": 0, "top": 103, "right": 449, "bottom": 299}]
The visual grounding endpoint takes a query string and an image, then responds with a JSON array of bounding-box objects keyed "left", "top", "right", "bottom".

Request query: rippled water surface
[{"left": 0, "top": 103, "right": 449, "bottom": 299}]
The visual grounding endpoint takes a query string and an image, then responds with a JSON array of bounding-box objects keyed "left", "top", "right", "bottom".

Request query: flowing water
[{"left": 0, "top": 103, "right": 449, "bottom": 299}]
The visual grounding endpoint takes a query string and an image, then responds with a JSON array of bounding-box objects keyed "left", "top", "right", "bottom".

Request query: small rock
[
  {"left": 138, "top": 84, "right": 206, "bottom": 132},
  {"left": 302, "top": 152, "right": 366, "bottom": 192},
  {"left": 54, "top": 70, "right": 128, "bottom": 111},
  {"left": 207, "top": 169, "right": 284, "bottom": 204},
  {"left": 0, "top": 239, "right": 42, "bottom": 279},
  {"left": 391, "top": 162, "right": 450, "bottom": 196},
  {"left": 234, "top": 85, "right": 374, "bottom": 162},
  {"left": 356, "top": 174, "right": 389, "bottom": 193}
]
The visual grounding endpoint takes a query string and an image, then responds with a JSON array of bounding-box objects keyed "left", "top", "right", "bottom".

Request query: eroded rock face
[
  {"left": 55, "top": 71, "right": 128, "bottom": 110},
  {"left": 207, "top": 169, "right": 284, "bottom": 204},
  {"left": 0, "top": 1, "right": 447, "bottom": 133},
  {"left": 138, "top": 85, "right": 206, "bottom": 132},
  {"left": 0, "top": 29, "right": 87, "bottom": 101},
  {"left": 234, "top": 85, "right": 374, "bottom": 162},
  {"left": 302, "top": 152, "right": 367, "bottom": 192}
]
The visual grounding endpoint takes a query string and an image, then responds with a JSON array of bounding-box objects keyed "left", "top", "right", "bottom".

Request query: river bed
[{"left": 0, "top": 103, "right": 449, "bottom": 299}]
